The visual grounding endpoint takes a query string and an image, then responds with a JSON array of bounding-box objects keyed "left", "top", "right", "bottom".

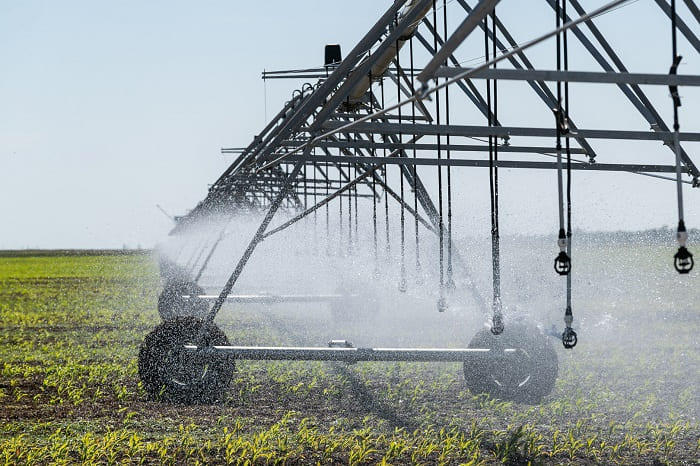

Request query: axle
[{"left": 184, "top": 345, "right": 516, "bottom": 363}]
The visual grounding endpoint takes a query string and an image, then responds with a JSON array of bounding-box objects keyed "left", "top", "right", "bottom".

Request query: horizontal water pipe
[{"left": 184, "top": 345, "right": 516, "bottom": 363}]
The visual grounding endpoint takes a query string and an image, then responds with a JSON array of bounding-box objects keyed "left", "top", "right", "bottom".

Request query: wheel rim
[
  {"left": 139, "top": 317, "right": 233, "bottom": 404},
  {"left": 464, "top": 323, "right": 558, "bottom": 403},
  {"left": 490, "top": 348, "right": 535, "bottom": 392}
]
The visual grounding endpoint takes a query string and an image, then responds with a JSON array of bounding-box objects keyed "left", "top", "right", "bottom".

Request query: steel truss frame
[{"left": 169, "top": 0, "right": 699, "bottom": 363}]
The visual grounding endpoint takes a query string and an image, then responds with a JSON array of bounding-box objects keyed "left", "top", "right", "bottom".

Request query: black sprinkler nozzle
[
  {"left": 554, "top": 251, "right": 571, "bottom": 276},
  {"left": 491, "top": 314, "right": 504, "bottom": 335},
  {"left": 562, "top": 327, "right": 577, "bottom": 349},
  {"left": 674, "top": 246, "right": 694, "bottom": 274}
]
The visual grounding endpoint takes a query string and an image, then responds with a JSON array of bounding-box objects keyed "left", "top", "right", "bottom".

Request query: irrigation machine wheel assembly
[
  {"left": 138, "top": 316, "right": 234, "bottom": 404},
  {"left": 463, "top": 323, "right": 558, "bottom": 404},
  {"left": 157, "top": 280, "right": 210, "bottom": 321}
]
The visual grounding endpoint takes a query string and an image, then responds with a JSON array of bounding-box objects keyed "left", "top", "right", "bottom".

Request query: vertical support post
[{"left": 205, "top": 161, "right": 305, "bottom": 322}]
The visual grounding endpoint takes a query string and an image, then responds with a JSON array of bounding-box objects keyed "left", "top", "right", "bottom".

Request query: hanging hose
[
  {"left": 325, "top": 154, "right": 331, "bottom": 257},
  {"left": 338, "top": 158, "right": 343, "bottom": 255},
  {"left": 553, "top": 0, "right": 571, "bottom": 277},
  {"left": 353, "top": 150, "right": 359, "bottom": 243},
  {"left": 369, "top": 70, "right": 380, "bottom": 274},
  {"left": 380, "top": 78, "right": 391, "bottom": 261},
  {"left": 670, "top": 0, "right": 694, "bottom": 274},
  {"left": 347, "top": 153, "right": 353, "bottom": 253},
  {"left": 303, "top": 157, "right": 308, "bottom": 212},
  {"left": 372, "top": 140, "right": 379, "bottom": 272},
  {"left": 312, "top": 147, "right": 318, "bottom": 252},
  {"left": 410, "top": 37, "right": 423, "bottom": 284},
  {"left": 371, "top": 137, "right": 379, "bottom": 270},
  {"left": 561, "top": 0, "right": 577, "bottom": 349},
  {"left": 434, "top": 0, "right": 448, "bottom": 313},
  {"left": 486, "top": 11, "right": 503, "bottom": 335},
  {"left": 444, "top": 0, "right": 456, "bottom": 293},
  {"left": 397, "top": 36, "right": 408, "bottom": 293}
]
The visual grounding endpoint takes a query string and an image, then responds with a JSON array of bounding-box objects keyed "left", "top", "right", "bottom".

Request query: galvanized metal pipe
[
  {"left": 287, "top": 154, "right": 681, "bottom": 174},
  {"left": 191, "top": 294, "right": 350, "bottom": 304},
  {"left": 319, "top": 120, "right": 700, "bottom": 143},
  {"left": 185, "top": 345, "right": 503, "bottom": 362},
  {"left": 434, "top": 67, "right": 700, "bottom": 86}
]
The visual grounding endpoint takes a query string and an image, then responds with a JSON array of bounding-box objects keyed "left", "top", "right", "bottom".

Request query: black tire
[
  {"left": 138, "top": 317, "right": 234, "bottom": 404},
  {"left": 463, "top": 323, "right": 558, "bottom": 404},
  {"left": 158, "top": 281, "right": 210, "bottom": 321}
]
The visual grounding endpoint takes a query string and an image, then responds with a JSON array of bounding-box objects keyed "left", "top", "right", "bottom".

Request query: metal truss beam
[
  {"left": 254, "top": 1, "right": 416, "bottom": 165},
  {"left": 287, "top": 154, "right": 680, "bottom": 174},
  {"left": 281, "top": 140, "right": 588, "bottom": 155},
  {"left": 552, "top": 0, "right": 700, "bottom": 179},
  {"left": 308, "top": 0, "right": 434, "bottom": 133},
  {"left": 654, "top": 0, "right": 700, "bottom": 53},
  {"left": 685, "top": 0, "right": 700, "bottom": 25},
  {"left": 434, "top": 67, "right": 700, "bottom": 86},
  {"left": 415, "top": 23, "right": 496, "bottom": 124},
  {"left": 319, "top": 121, "right": 700, "bottom": 143},
  {"left": 418, "top": 0, "right": 500, "bottom": 85},
  {"left": 262, "top": 64, "right": 700, "bottom": 87},
  {"left": 458, "top": 0, "right": 600, "bottom": 162},
  {"left": 262, "top": 142, "right": 436, "bottom": 240}
]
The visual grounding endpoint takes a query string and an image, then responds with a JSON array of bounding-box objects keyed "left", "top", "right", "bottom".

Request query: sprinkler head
[
  {"left": 674, "top": 246, "right": 694, "bottom": 274},
  {"left": 491, "top": 314, "right": 504, "bottom": 335},
  {"left": 415, "top": 266, "right": 424, "bottom": 285},
  {"left": 554, "top": 251, "right": 571, "bottom": 276},
  {"left": 397, "top": 277, "right": 407, "bottom": 293},
  {"left": 562, "top": 327, "right": 578, "bottom": 349}
]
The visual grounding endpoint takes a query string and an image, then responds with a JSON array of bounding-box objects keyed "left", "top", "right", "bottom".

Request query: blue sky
[
  {"left": 1, "top": 1, "right": 698, "bottom": 249},
  {"left": 0, "top": 1, "right": 386, "bottom": 248}
]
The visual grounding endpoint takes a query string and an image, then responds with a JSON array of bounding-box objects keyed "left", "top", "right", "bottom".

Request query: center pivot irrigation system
[{"left": 138, "top": 0, "right": 699, "bottom": 404}]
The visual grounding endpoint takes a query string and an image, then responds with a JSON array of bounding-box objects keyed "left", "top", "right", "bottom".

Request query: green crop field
[{"left": 0, "top": 250, "right": 698, "bottom": 465}]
